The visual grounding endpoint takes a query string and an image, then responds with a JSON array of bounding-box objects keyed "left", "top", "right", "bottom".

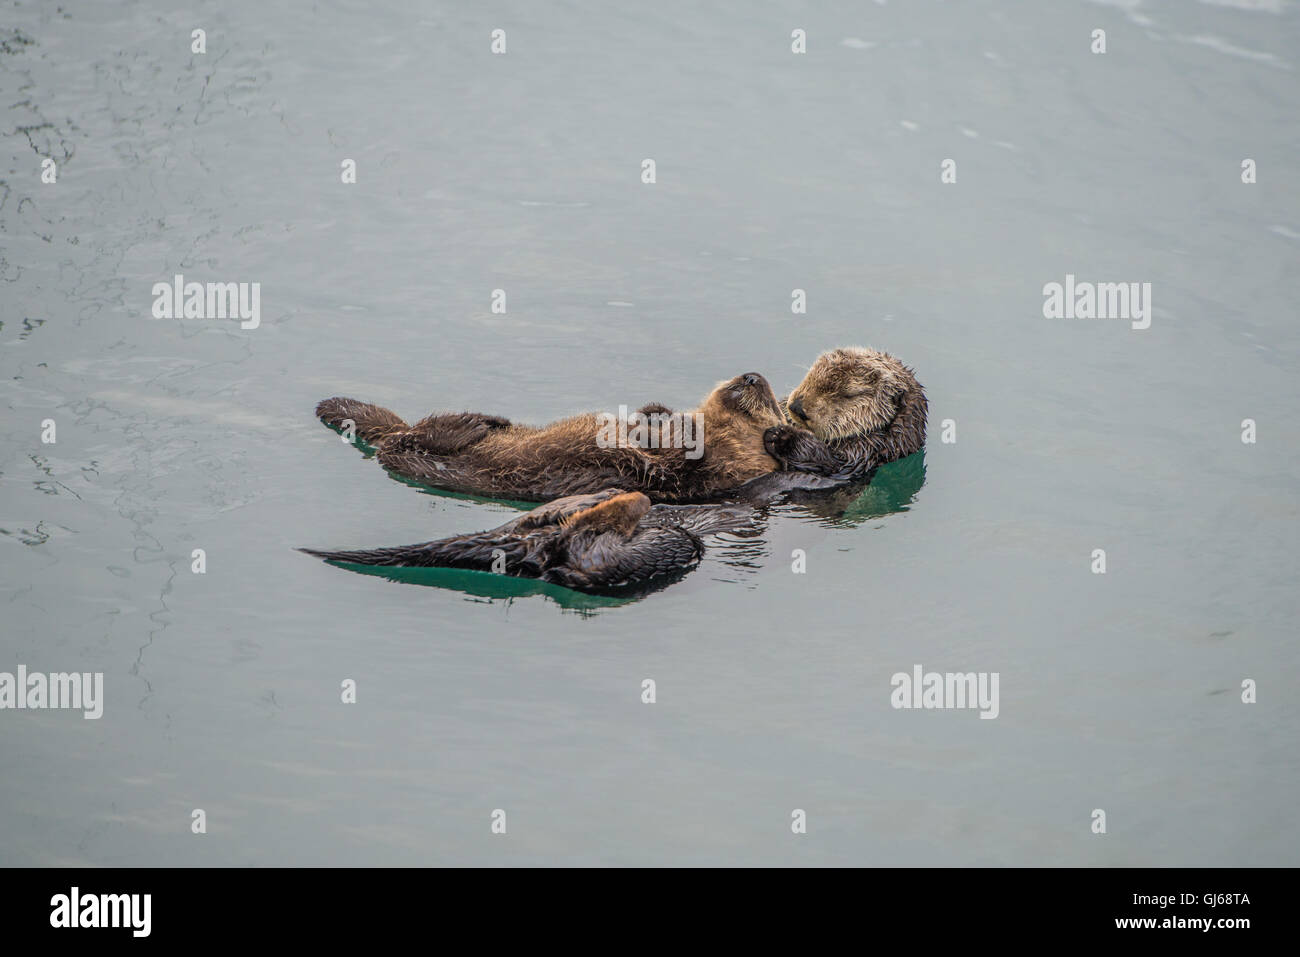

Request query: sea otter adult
[
  {"left": 762, "top": 346, "right": 928, "bottom": 482},
  {"left": 315, "top": 373, "right": 787, "bottom": 503},
  {"left": 300, "top": 488, "right": 758, "bottom": 592}
]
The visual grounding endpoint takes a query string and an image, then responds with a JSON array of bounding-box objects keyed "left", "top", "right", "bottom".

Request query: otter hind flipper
[
  {"left": 559, "top": 491, "right": 652, "bottom": 537},
  {"left": 299, "top": 532, "right": 534, "bottom": 573},
  {"left": 392, "top": 411, "right": 512, "bottom": 455},
  {"left": 297, "top": 543, "right": 430, "bottom": 566},
  {"left": 316, "top": 397, "right": 410, "bottom": 445}
]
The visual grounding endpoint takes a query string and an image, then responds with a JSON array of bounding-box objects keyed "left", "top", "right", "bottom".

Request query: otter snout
[
  {"left": 725, "top": 372, "right": 781, "bottom": 418},
  {"left": 788, "top": 396, "right": 806, "bottom": 422},
  {"left": 731, "top": 372, "right": 766, "bottom": 394}
]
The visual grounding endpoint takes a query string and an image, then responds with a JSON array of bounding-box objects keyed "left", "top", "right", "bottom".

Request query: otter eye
[{"left": 843, "top": 374, "right": 878, "bottom": 397}]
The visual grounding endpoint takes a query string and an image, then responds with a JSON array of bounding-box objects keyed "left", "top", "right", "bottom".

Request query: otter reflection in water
[{"left": 300, "top": 489, "right": 758, "bottom": 593}]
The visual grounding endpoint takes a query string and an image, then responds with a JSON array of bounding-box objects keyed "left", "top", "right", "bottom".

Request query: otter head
[
  {"left": 700, "top": 372, "right": 785, "bottom": 427},
  {"left": 692, "top": 372, "right": 786, "bottom": 475},
  {"left": 786, "top": 347, "right": 915, "bottom": 440}
]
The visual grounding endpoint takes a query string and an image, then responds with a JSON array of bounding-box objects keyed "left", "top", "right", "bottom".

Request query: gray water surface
[{"left": 2, "top": 0, "right": 1298, "bottom": 866}]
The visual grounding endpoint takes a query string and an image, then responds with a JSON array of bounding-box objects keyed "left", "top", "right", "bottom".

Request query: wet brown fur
[
  {"left": 766, "top": 347, "right": 928, "bottom": 481},
  {"left": 315, "top": 373, "right": 785, "bottom": 504},
  {"left": 299, "top": 488, "right": 759, "bottom": 591}
]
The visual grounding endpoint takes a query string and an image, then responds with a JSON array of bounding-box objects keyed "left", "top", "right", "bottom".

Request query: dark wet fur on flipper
[{"left": 298, "top": 536, "right": 535, "bottom": 572}]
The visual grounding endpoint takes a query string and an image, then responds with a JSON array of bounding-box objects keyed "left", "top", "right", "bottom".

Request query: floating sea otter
[
  {"left": 300, "top": 488, "right": 757, "bottom": 592},
  {"left": 763, "top": 346, "right": 928, "bottom": 481},
  {"left": 316, "top": 373, "right": 792, "bottom": 503},
  {"left": 314, "top": 348, "right": 925, "bottom": 504}
]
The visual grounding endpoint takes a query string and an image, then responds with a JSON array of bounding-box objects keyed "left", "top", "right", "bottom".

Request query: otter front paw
[
  {"left": 763, "top": 425, "right": 804, "bottom": 464},
  {"left": 764, "top": 425, "right": 842, "bottom": 474}
]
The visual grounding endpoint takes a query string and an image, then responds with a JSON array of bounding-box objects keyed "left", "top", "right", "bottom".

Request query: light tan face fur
[
  {"left": 702, "top": 372, "right": 785, "bottom": 426},
  {"left": 786, "top": 347, "right": 909, "bottom": 440},
  {"left": 696, "top": 373, "right": 785, "bottom": 471}
]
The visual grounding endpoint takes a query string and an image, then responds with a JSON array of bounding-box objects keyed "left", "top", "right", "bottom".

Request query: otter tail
[{"left": 315, "top": 397, "right": 410, "bottom": 445}]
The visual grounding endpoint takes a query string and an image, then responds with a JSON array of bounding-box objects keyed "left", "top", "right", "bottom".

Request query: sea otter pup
[
  {"left": 763, "top": 346, "right": 928, "bottom": 481},
  {"left": 315, "top": 373, "right": 785, "bottom": 503},
  {"left": 300, "top": 489, "right": 757, "bottom": 592}
]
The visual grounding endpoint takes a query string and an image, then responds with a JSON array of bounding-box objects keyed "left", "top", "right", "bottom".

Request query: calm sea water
[{"left": 2, "top": 0, "right": 1297, "bottom": 866}]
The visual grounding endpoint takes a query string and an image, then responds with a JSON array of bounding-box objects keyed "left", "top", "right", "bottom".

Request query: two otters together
[{"left": 302, "top": 347, "right": 927, "bottom": 593}]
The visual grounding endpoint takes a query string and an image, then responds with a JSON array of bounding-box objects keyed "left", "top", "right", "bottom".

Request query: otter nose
[
  {"left": 789, "top": 396, "right": 806, "bottom": 420},
  {"left": 742, "top": 373, "right": 761, "bottom": 386}
]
